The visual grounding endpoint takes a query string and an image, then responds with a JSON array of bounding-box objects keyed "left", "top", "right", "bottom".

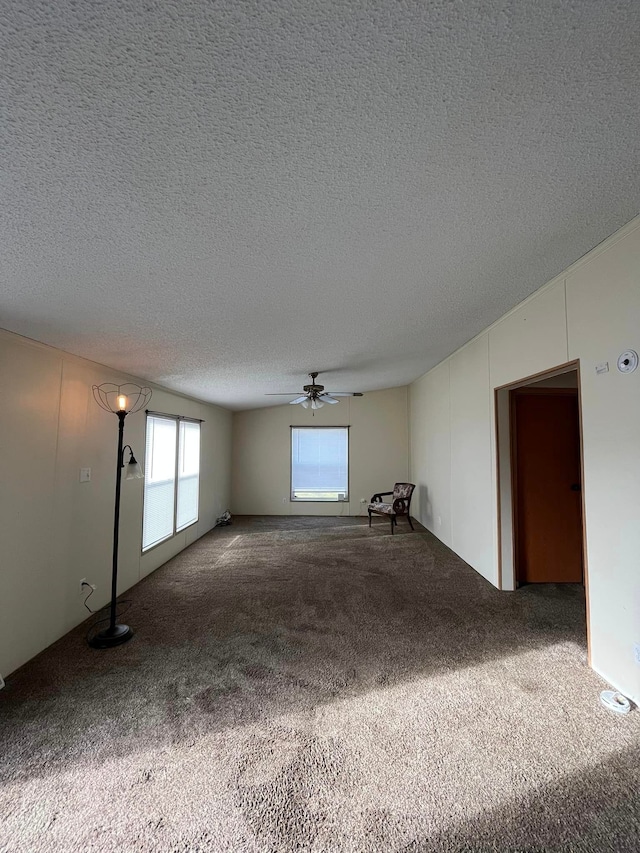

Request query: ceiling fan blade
[
  {"left": 266, "top": 393, "right": 306, "bottom": 396},
  {"left": 319, "top": 394, "right": 339, "bottom": 404},
  {"left": 288, "top": 396, "right": 309, "bottom": 405},
  {"left": 322, "top": 392, "right": 363, "bottom": 397}
]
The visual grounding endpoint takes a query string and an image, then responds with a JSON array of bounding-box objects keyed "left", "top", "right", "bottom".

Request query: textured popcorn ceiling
[{"left": 1, "top": 0, "right": 638, "bottom": 409}]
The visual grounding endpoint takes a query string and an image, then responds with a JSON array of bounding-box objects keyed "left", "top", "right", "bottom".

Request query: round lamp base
[{"left": 88, "top": 623, "right": 134, "bottom": 649}]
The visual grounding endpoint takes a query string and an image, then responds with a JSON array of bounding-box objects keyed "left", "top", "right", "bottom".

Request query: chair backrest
[{"left": 393, "top": 483, "right": 415, "bottom": 501}]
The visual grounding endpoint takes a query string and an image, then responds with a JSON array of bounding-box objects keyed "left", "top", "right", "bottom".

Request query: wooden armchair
[{"left": 368, "top": 483, "right": 415, "bottom": 534}]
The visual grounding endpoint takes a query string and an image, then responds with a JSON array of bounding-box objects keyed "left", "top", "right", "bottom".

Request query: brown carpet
[{"left": 1, "top": 516, "right": 639, "bottom": 852}]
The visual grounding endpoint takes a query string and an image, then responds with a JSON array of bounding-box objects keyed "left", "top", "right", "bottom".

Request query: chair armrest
[
  {"left": 371, "top": 491, "right": 393, "bottom": 502},
  {"left": 393, "top": 497, "right": 407, "bottom": 513}
]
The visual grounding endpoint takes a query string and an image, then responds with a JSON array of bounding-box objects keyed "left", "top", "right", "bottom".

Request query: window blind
[
  {"left": 143, "top": 415, "right": 177, "bottom": 550},
  {"left": 176, "top": 420, "right": 200, "bottom": 531},
  {"left": 291, "top": 427, "right": 349, "bottom": 501}
]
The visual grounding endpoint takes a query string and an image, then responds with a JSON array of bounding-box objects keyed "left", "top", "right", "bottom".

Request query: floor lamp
[{"left": 89, "top": 382, "right": 152, "bottom": 649}]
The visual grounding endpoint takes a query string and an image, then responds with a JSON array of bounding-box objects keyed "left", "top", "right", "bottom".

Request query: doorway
[
  {"left": 495, "top": 362, "right": 590, "bottom": 658},
  {"left": 511, "top": 387, "right": 583, "bottom": 584},
  {"left": 495, "top": 362, "right": 588, "bottom": 587}
]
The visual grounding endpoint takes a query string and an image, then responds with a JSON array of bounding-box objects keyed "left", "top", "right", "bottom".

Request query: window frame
[
  {"left": 142, "top": 412, "right": 202, "bottom": 553},
  {"left": 290, "top": 425, "right": 350, "bottom": 503}
]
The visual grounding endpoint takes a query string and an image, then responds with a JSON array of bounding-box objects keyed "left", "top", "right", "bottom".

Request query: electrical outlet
[
  {"left": 282, "top": 497, "right": 287, "bottom": 503},
  {"left": 634, "top": 643, "right": 640, "bottom": 666},
  {"left": 360, "top": 497, "right": 367, "bottom": 503},
  {"left": 79, "top": 578, "right": 96, "bottom": 594}
]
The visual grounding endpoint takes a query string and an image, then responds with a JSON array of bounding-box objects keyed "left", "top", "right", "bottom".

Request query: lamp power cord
[{"left": 82, "top": 583, "right": 132, "bottom": 643}]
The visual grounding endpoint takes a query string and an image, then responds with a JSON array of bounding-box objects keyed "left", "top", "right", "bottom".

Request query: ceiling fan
[{"left": 266, "top": 372, "right": 364, "bottom": 409}]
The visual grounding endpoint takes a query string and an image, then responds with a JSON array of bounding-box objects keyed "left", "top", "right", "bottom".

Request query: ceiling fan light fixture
[{"left": 265, "top": 372, "right": 364, "bottom": 406}]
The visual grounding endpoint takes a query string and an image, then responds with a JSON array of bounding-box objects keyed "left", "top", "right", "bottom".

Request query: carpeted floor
[{"left": 1, "top": 516, "right": 639, "bottom": 852}]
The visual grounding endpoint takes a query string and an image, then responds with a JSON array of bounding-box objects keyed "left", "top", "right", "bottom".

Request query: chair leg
[
  {"left": 368, "top": 511, "right": 372, "bottom": 528},
  {"left": 407, "top": 515, "right": 414, "bottom": 531}
]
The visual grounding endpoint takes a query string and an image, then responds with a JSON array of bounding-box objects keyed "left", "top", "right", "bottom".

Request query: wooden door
[{"left": 512, "top": 389, "right": 583, "bottom": 584}]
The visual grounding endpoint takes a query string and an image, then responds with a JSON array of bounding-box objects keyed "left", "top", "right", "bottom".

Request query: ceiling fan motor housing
[{"left": 303, "top": 383, "right": 324, "bottom": 394}]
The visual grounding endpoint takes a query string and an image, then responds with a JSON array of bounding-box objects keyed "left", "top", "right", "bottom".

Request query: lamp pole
[
  {"left": 89, "top": 383, "right": 151, "bottom": 649},
  {"left": 106, "top": 409, "right": 127, "bottom": 638}
]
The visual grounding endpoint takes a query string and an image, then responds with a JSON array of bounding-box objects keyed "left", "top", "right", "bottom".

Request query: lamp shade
[
  {"left": 92, "top": 383, "right": 152, "bottom": 415},
  {"left": 125, "top": 459, "right": 145, "bottom": 480}
]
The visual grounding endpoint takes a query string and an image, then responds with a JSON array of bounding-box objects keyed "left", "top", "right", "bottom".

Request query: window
[
  {"left": 291, "top": 427, "right": 349, "bottom": 501},
  {"left": 142, "top": 414, "right": 201, "bottom": 551}
]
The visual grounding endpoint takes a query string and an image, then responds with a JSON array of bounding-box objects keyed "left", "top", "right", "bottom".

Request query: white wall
[
  {"left": 231, "top": 387, "right": 409, "bottom": 516},
  {"left": 0, "top": 329, "right": 232, "bottom": 677},
  {"left": 409, "top": 216, "right": 640, "bottom": 703},
  {"left": 409, "top": 363, "right": 451, "bottom": 546},
  {"left": 566, "top": 231, "right": 640, "bottom": 705}
]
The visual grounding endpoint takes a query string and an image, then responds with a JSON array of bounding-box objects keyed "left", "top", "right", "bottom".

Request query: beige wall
[
  {"left": 0, "top": 330, "right": 232, "bottom": 677},
  {"left": 231, "top": 387, "right": 409, "bottom": 517},
  {"left": 409, "top": 216, "right": 640, "bottom": 703},
  {"left": 409, "top": 363, "right": 451, "bottom": 546}
]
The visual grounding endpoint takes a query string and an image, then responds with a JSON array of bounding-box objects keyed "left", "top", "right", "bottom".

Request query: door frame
[{"left": 494, "top": 360, "right": 592, "bottom": 661}]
